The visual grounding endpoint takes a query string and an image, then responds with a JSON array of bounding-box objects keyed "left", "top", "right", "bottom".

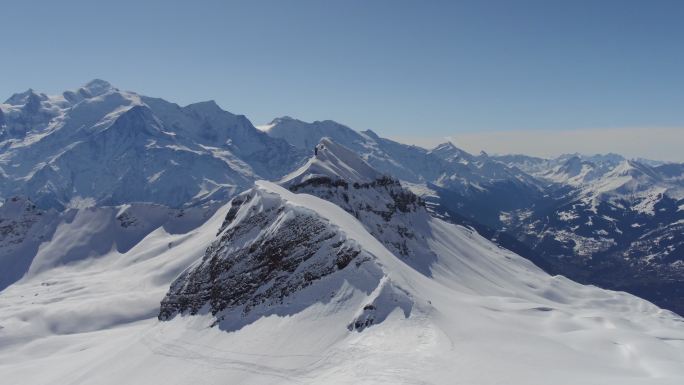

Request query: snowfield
[
  {"left": 1, "top": 83, "right": 684, "bottom": 384},
  {"left": 1, "top": 179, "right": 683, "bottom": 384}
]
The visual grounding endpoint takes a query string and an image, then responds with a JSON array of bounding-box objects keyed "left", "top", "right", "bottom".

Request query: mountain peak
[
  {"left": 264, "top": 116, "right": 364, "bottom": 151},
  {"left": 432, "top": 141, "right": 458, "bottom": 151},
  {"left": 183, "top": 100, "right": 227, "bottom": 116},
  {"left": 4, "top": 88, "right": 45, "bottom": 106},
  {"left": 84, "top": 78, "right": 112, "bottom": 88},
  {"left": 270, "top": 115, "right": 297, "bottom": 124},
  {"left": 430, "top": 141, "right": 473, "bottom": 162},
  {"left": 562, "top": 155, "right": 592, "bottom": 168},
  {"left": 281, "top": 137, "right": 383, "bottom": 186},
  {"left": 81, "top": 79, "right": 115, "bottom": 97},
  {"left": 608, "top": 159, "right": 660, "bottom": 180},
  {"left": 361, "top": 129, "right": 380, "bottom": 139}
]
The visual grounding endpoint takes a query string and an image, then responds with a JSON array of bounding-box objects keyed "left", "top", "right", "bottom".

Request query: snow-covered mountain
[
  {"left": 2, "top": 77, "right": 684, "bottom": 384},
  {"left": 0, "top": 80, "right": 305, "bottom": 209},
  {"left": 428, "top": 142, "right": 541, "bottom": 193},
  {"left": 262, "top": 117, "right": 684, "bottom": 315},
  {"left": 264, "top": 117, "right": 536, "bottom": 190},
  {"left": 497, "top": 156, "right": 684, "bottom": 314},
  {"left": 0, "top": 194, "right": 219, "bottom": 292},
  {"left": 263, "top": 116, "right": 446, "bottom": 182},
  {"left": 493, "top": 152, "right": 626, "bottom": 181},
  {"left": 279, "top": 138, "right": 436, "bottom": 273},
  {"left": 263, "top": 117, "right": 544, "bottom": 227},
  {"left": 3, "top": 139, "right": 683, "bottom": 384},
  {"left": 539, "top": 155, "right": 610, "bottom": 186}
]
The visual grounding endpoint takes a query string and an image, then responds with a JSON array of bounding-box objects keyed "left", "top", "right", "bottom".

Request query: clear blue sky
[{"left": 1, "top": 0, "right": 682, "bottom": 157}]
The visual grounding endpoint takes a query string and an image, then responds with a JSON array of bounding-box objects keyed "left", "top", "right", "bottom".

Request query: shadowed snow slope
[{"left": 0, "top": 196, "right": 217, "bottom": 291}]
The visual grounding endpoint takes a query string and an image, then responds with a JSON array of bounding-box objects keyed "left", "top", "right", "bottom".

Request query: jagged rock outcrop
[
  {"left": 281, "top": 138, "right": 436, "bottom": 273},
  {"left": 159, "top": 182, "right": 412, "bottom": 331}
]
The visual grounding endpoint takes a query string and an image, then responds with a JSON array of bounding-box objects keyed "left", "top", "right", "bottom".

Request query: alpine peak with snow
[
  {"left": 1, "top": 82, "right": 684, "bottom": 385},
  {"left": 0, "top": 80, "right": 305, "bottom": 209}
]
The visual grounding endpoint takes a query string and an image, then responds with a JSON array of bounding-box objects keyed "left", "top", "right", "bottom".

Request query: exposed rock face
[
  {"left": 159, "top": 188, "right": 370, "bottom": 323},
  {"left": 158, "top": 141, "right": 424, "bottom": 331},
  {"left": 0, "top": 196, "right": 59, "bottom": 290},
  {"left": 281, "top": 139, "right": 437, "bottom": 274},
  {"left": 0, "top": 197, "right": 46, "bottom": 250},
  {"left": 287, "top": 175, "right": 436, "bottom": 274},
  {"left": 290, "top": 176, "right": 423, "bottom": 217}
]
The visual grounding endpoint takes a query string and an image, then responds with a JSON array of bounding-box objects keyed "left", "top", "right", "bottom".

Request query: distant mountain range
[
  {"left": 1, "top": 80, "right": 683, "bottom": 317},
  {"left": 0, "top": 80, "right": 304, "bottom": 209},
  {"left": 1, "top": 83, "right": 684, "bottom": 383},
  {"left": 261, "top": 113, "right": 684, "bottom": 316},
  {"left": 4, "top": 135, "right": 683, "bottom": 384}
]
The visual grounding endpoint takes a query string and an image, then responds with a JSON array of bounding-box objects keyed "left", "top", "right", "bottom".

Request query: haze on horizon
[{"left": 1, "top": 0, "right": 682, "bottom": 161}]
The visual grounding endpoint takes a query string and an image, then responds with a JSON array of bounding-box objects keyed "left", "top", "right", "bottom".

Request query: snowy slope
[
  {"left": 428, "top": 142, "right": 541, "bottom": 193},
  {"left": 0, "top": 196, "right": 218, "bottom": 291},
  {"left": 583, "top": 159, "right": 683, "bottom": 205},
  {"left": 500, "top": 156, "right": 684, "bottom": 315},
  {"left": 2, "top": 177, "right": 683, "bottom": 384},
  {"left": 0, "top": 80, "right": 305, "bottom": 209},
  {"left": 1, "top": 89, "right": 684, "bottom": 384},
  {"left": 4, "top": 141, "right": 683, "bottom": 384},
  {"left": 281, "top": 137, "right": 384, "bottom": 185},
  {"left": 264, "top": 118, "right": 684, "bottom": 316},
  {"left": 264, "top": 117, "right": 544, "bottom": 227},
  {"left": 0, "top": 198, "right": 229, "bottom": 377},
  {"left": 265, "top": 118, "right": 541, "bottom": 194},
  {"left": 264, "top": 116, "right": 447, "bottom": 183},
  {"left": 494, "top": 152, "right": 684, "bottom": 204},
  {"left": 493, "top": 152, "right": 625, "bottom": 182},
  {"left": 261, "top": 116, "right": 370, "bottom": 153},
  {"left": 541, "top": 155, "right": 609, "bottom": 186}
]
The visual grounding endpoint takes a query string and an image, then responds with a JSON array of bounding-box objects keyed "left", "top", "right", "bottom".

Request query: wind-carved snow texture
[{"left": 159, "top": 185, "right": 413, "bottom": 332}]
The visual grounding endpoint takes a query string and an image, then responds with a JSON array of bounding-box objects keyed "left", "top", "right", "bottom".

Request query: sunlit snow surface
[{"left": 1, "top": 182, "right": 684, "bottom": 385}]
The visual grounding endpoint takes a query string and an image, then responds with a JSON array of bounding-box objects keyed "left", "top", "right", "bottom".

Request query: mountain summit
[
  {"left": 154, "top": 144, "right": 684, "bottom": 383},
  {"left": 281, "top": 137, "right": 383, "bottom": 186},
  {"left": 0, "top": 80, "right": 306, "bottom": 209},
  {"left": 1, "top": 87, "right": 684, "bottom": 384}
]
